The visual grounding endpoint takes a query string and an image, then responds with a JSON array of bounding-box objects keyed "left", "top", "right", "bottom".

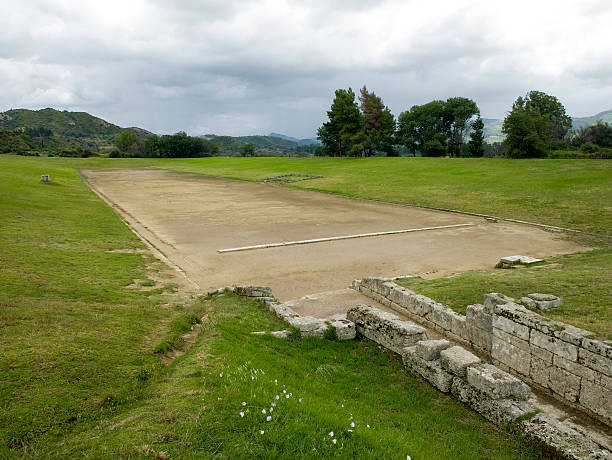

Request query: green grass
[
  {"left": 0, "top": 157, "right": 181, "bottom": 453},
  {"left": 34, "top": 293, "right": 543, "bottom": 459},
  {"left": 0, "top": 155, "right": 546, "bottom": 457},
  {"left": 1, "top": 155, "right": 611, "bottom": 234},
  {"left": 396, "top": 248, "right": 612, "bottom": 339}
]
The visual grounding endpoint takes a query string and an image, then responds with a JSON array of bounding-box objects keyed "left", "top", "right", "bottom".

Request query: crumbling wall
[{"left": 353, "top": 277, "right": 612, "bottom": 427}]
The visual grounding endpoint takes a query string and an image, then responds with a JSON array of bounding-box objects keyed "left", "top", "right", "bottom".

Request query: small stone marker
[
  {"left": 496, "top": 255, "right": 542, "bottom": 269},
  {"left": 521, "top": 293, "right": 563, "bottom": 310},
  {"left": 41, "top": 174, "right": 50, "bottom": 182}
]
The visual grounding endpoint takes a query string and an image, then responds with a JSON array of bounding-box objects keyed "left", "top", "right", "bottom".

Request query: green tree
[
  {"left": 502, "top": 91, "right": 571, "bottom": 158},
  {"left": 317, "top": 88, "right": 364, "bottom": 157},
  {"left": 397, "top": 100, "right": 446, "bottom": 156},
  {"left": 143, "top": 135, "right": 160, "bottom": 157},
  {"left": 116, "top": 131, "right": 139, "bottom": 153},
  {"left": 444, "top": 97, "right": 479, "bottom": 157},
  {"left": 524, "top": 90, "right": 572, "bottom": 142},
  {"left": 502, "top": 97, "right": 550, "bottom": 158},
  {"left": 466, "top": 117, "right": 485, "bottom": 157},
  {"left": 240, "top": 142, "right": 255, "bottom": 157},
  {"left": 358, "top": 86, "right": 396, "bottom": 156}
]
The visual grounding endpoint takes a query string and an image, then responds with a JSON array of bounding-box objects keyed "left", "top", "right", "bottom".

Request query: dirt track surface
[{"left": 82, "top": 168, "right": 588, "bottom": 301}]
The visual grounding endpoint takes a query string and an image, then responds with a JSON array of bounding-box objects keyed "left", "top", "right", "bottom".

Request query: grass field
[
  {"left": 0, "top": 155, "right": 546, "bottom": 457},
  {"left": 1, "top": 154, "right": 610, "bottom": 457}
]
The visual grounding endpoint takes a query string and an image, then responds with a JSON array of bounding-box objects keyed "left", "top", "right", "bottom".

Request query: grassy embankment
[{"left": 1, "top": 155, "right": 548, "bottom": 457}]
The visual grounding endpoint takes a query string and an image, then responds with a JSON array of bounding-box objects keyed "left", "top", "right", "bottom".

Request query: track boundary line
[{"left": 218, "top": 223, "right": 475, "bottom": 253}]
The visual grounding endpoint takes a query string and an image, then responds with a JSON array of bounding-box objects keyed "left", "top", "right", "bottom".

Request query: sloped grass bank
[
  {"left": 396, "top": 248, "right": 612, "bottom": 339},
  {"left": 0, "top": 157, "right": 180, "bottom": 453},
  {"left": 43, "top": 294, "right": 543, "bottom": 459}
]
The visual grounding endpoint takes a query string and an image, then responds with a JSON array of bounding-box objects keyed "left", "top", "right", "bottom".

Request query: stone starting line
[{"left": 218, "top": 222, "right": 475, "bottom": 253}]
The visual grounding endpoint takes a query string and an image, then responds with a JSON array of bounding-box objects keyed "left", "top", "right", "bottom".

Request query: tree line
[
  {"left": 318, "top": 87, "right": 612, "bottom": 158},
  {"left": 317, "top": 86, "right": 485, "bottom": 157},
  {"left": 113, "top": 131, "right": 219, "bottom": 158}
]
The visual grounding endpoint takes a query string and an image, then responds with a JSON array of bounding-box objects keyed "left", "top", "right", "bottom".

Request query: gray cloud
[{"left": 1, "top": 0, "right": 611, "bottom": 137}]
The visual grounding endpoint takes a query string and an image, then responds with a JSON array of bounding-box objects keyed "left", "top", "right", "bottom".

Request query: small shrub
[
  {"left": 323, "top": 324, "right": 338, "bottom": 341},
  {"left": 153, "top": 340, "right": 172, "bottom": 354},
  {"left": 580, "top": 142, "right": 599, "bottom": 153}
]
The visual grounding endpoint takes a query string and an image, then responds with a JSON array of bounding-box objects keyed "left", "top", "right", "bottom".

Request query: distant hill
[
  {"left": 268, "top": 132, "right": 319, "bottom": 145},
  {"left": 203, "top": 134, "right": 319, "bottom": 156},
  {"left": 0, "top": 108, "right": 151, "bottom": 153},
  {"left": 482, "top": 109, "right": 612, "bottom": 143}
]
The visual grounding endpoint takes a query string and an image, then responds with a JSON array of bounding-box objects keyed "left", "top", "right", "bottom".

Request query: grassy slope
[
  {"left": 0, "top": 154, "right": 544, "bottom": 457},
  {"left": 0, "top": 156, "right": 180, "bottom": 453},
  {"left": 39, "top": 294, "right": 542, "bottom": 459}
]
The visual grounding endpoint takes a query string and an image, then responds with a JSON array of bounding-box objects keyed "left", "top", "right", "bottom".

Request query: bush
[
  {"left": 580, "top": 142, "right": 599, "bottom": 153},
  {"left": 422, "top": 140, "right": 446, "bottom": 157}
]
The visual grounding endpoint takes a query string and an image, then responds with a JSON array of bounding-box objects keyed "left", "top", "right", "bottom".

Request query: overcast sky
[{"left": 2, "top": 1, "right": 611, "bottom": 137}]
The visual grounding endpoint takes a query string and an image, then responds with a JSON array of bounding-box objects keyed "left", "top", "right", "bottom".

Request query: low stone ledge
[
  {"left": 235, "top": 285, "right": 272, "bottom": 298},
  {"left": 327, "top": 316, "right": 356, "bottom": 341},
  {"left": 520, "top": 414, "right": 611, "bottom": 460},
  {"left": 483, "top": 292, "right": 515, "bottom": 314},
  {"left": 450, "top": 377, "right": 536, "bottom": 426},
  {"left": 467, "top": 363, "right": 531, "bottom": 400},
  {"left": 347, "top": 305, "right": 427, "bottom": 354},
  {"left": 287, "top": 316, "right": 328, "bottom": 338},
  {"left": 415, "top": 339, "right": 451, "bottom": 361},
  {"left": 403, "top": 347, "right": 453, "bottom": 393},
  {"left": 440, "top": 346, "right": 481, "bottom": 377}
]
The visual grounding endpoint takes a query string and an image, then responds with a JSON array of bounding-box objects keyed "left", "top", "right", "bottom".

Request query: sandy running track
[{"left": 81, "top": 168, "right": 588, "bottom": 301}]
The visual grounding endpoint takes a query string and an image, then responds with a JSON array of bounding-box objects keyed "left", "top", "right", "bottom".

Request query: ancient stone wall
[{"left": 353, "top": 278, "right": 612, "bottom": 427}]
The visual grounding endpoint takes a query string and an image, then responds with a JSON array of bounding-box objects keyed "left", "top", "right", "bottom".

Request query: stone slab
[
  {"left": 440, "top": 346, "right": 481, "bottom": 377},
  {"left": 415, "top": 339, "right": 451, "bottom": 361},
  {"left": 403, "top": 347, "right": 454, "bottom": 393},
  {"left": 467, "top": 363, "right": 531, "bottom": 400}
]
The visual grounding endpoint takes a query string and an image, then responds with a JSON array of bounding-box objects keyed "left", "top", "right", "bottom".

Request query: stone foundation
[{"left": 353, "top": 278, "right": 612, "bottom": 428}]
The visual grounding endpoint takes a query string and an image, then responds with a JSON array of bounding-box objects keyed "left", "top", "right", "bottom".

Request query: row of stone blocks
[
  {"left": 346, "top": 304, "right": 611, "bottom": 459},
  {"left": 210, "top": 285, "right": 356, "bottom": 340},
  {"left": 354, "top": 278, "right": 612, "bottom": 428}
]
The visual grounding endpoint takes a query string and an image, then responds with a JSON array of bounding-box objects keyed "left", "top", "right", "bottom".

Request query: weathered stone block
[
  {"left": 551, "top": 325, "right": 591, "bottom": 347},
  {"left": 470, "top": 326, "right": 492, "bottom": 352},
  {"left": 450, "top": 312, "right": 468, "bottom": 340},
  {"left": 347, "top": 305, "right": 427, "bottom": 354},
  {"left": 415, "top": 339, "right": 451, "bottom": 361},
  {"left": 403, "top": 347, "right": 454, "bottom": 392},
  {"left": 530, "top": 329, "right": 578, "bottom": 361},
  {"left": 520, "top": 296, "right": 537, "bottom": 308},
  {"left": 580, "top": 379, "right": 612, "bottom": 424},
  {"left": 492, "top": 315, "right": 529, "bottom": 340},
  {"left": 530, "top": 357, "right": 550, "bottom": 388},
  {"left": 578, "top": 347, "right": 612, "bottom": 377},
  {"left": 494, "top": 302, "right": 558, "bottom": 333},
  {"left": 234, "top": 285, "right": 272, "bottom": 297},
  {"left": 483, "top": 293, "right": 515, "bottom": 314},
  {"left": 467, "top": 363, "right": 531, "bottom": 400},
  {"left": 553, "top": 355, "right": 598, "bottom": 383},
  {"left": 451, "top": 377, "right": 536, "bottom": 425},
  {"left": 530, "top": 344, "right": 553, "bottom": 364},
  {"left": 288, "top": 316, "right": 327, "bottom": 335},
  {"left": 548, "top": 366, "right": 581, "bottom": 402},
  {"left": 426, "top": 304, "right": 453, "bottom": 331},
  {"left": 328, "top": 318, "right": 356, "bottom": 341},
  {"left": 491, "top": 338, "right": 531, "bottom": 376},
  {"left": 521, "top": 413, "right": 612, "bottom": 460},
  {"left": 492, "top": 328, "right": 530, "bottom": 351},
  {"left": 466, "top": 304, "right": 492, "bottom": 331},
  {"left": 270, "top": 330, "right": 291, "bottom": 338},
  {"left": 582, "top": 337, "right": 612, "bottom": 359},
  {"left": 527, "top": 293, "right": 563, "bottom": 311},
  {"left": 440, "top": 346, "right": 480, "bottom": 377}
]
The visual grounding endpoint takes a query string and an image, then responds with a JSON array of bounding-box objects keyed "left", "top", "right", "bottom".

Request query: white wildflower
[
  {"left": 262, "top": 409, "right": 266, "bottom": 414},
  {"left": 242, "top": 401, "right": 246, "bottom": 406},
  {"left": 329, "top": 431, "right": 334, "bottom": 437},
  {"left": 240, "top": 412, "right": 244, "bottom": 417},
  {"left": 350, "top": 422, "right": 355, "bottom": 428},
  {"left": 332, "top": 439, "right": 337, "bottom": 445},
  {"left": 266, "top": 416, "right": 272, "bottom": 422},
  {"left": 260, "top": 430, "right": 264, "bottom": 435}
]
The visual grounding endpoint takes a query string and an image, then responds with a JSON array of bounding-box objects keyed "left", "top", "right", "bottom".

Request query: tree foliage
[
  {"left": 359, "top": 86, "right": 396, "bottom": 156},
  {"left": 396, "top": 98, "right": 479, "bottom": 157},
  {"left": 572, "top": 121, "right": 612, "bottom": 148},
  {"left": 317, "top": 88, "right": 364, "bottom": 157},
  {"left": 502, "top": 91, "right": 571, "bottom": 158},
  {"left": 240, "top": 142, "right": 256, "bottom": 157},
  {"left": 466, "top": 117, "right": 485, "bottom": 157},
  {"left": 115, "top": 131, "right": 218, "bottom": 158}
]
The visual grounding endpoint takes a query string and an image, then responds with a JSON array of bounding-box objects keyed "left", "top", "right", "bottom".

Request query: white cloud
[{"left": 1, "top": 0, "right": 611, "bottom": 136}]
